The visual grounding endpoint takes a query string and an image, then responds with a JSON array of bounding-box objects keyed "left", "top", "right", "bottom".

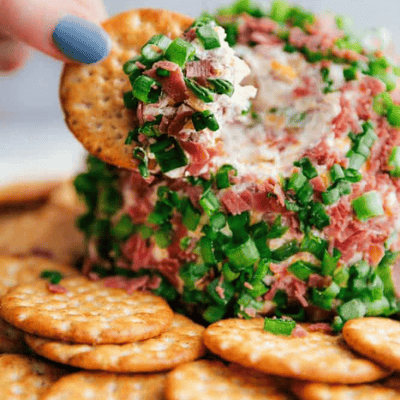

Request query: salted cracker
[
  {"left": 291, "top": 381, "right": 400, "bottom": 400},
  {"left": 0, "top": 318, "right": 27, "bottom": 354},
  {"left": 0, "top": 255, "right": 78, "bottom": 297},
  {"left": 343, "top": 317, "right": 400, "bottom": 371},
  {"left": 1, "top": 276, "right": 173, "bottom": 345},
  {"left": 41, "top": 371, "right": 166, "bottom": 400},
  {"left": 166, "top": 360, "right": 293, "bottom": 400},
  {"left": 0, "top": 353, "right": 66, "bottom": 400},
  {"left": 0, "top": 180, "right": 60, "bottom": 208},
  {"left": 0, "top": 203, "right": 84, "bottom": 265},
  {"left": 203, "top": 318, "right": 390, "bottom": 384},
  {"left": 60, "top": 9, "right": 193, "bottom": 170},
  {"left": 25, "top": 313, "right": 205, "bottom": 372}
]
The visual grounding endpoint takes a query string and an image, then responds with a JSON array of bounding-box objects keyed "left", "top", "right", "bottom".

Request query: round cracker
[
  {"left": 25, "top": 313, "right": 205, "bottom": 372},
  {"left": 0, "top": 181, "right": 60, "bottom": 207},
  {"left": 60, "top": 9, "right": 194, "bottom": 170},
  {"left": 166, "top": 360, "right": 292, "bottom": 400},
  {"left": 1, "top": 276, "right": 173, "bottom": 345},
  {"left": 203, "top": 319, "right": 390, "bottom": 384},
  {"left": 0, "top": 353, "right": 67, "bottom": 399},
  {"left": 343, "top": 317, "right": 400, "bottom": 371},
  {"left": 41, "top": 371, "right": 166, "bottom": 400},
  {"left": 0, "top": 203, "right": 84, "bottom": 265},
  {"left": 0, "top": 255, "right": 78, "bottom": 297},
  {"left": 0, "top": 317, "right": 28, "bottom": 354},
  {"left": 291, "top": 381, "right": 400, "bottom": 400}
]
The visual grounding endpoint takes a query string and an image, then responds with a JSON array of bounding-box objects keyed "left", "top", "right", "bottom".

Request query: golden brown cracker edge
[{"left": 60, "top": 9, "right": 194, "bottom": 170}]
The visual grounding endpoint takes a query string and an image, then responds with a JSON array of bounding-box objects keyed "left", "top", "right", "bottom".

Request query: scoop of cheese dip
[{"left": 76, "top": 1, "right": 400, "bottom": 331}]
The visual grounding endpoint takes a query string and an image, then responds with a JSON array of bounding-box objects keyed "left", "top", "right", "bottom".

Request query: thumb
[{"left": 0, "top": 0, "right": 111, "bottom": 64}]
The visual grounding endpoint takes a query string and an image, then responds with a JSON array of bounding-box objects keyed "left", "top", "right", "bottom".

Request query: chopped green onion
[
  {"left": 182, "top": 200, "right": 201, "bottom": 231},
  {"left": 150, "top": 136, "right": 188, "bottom": 172},
  {"left": 373, "top": 92, "right": 393, "bottom": 115},
  {"left": 343, "top": 65, "right": 358, "bottom": 81},
  {"left": 202, "top": 305, "right": 226, "bottom": 323},
  {"left": 309, "top": 202, "right": 330, "bottom": 230},
  {"left": 347, "top": 152, "right": 366, "bottom": 170},
  {"left": 270, "top": 240, "right": 299, "bottom": 262},
  {"left": 330, "top": 164, "right": 345, "bottom": 182},
  {"left": 153, "top": 276, "right": 178, "bottom": 301},
  {"left": 338, "top": 298, "right": 367, "bottom": 321},
  {"left": 387, "top": 104, "right": 400, "bottom": 127},
  {"left": 222, "top": 263, "right": 240, "bottom": 282},
  {"left": 227, "top": 237, "right": 260, "bottom": 269},
  {"left": 352, "top": 191, "right": 384, "bottom": 221},
  {"left": 133, "top": 148, "right": 150, "bottom": 178},
  {"left": 192, "top": 110, "right": 219, "bottom": 131},
  {"left": 99, "top": 187, "right": 122, "bottom": 216},
  {"left": 40, "top": 270, "right": 64, "bottom": 285},
  {"left": 210, "top": 213, "right": 226, "bottom": 230},
  {"left": 216, "top": 164, "right": 237, "bottom": 189},
  {"left": 286, "top": 172, "right": 307, "bottom": 192},
  {"left": 185, "top": 78, "right": 214, "bottom": 103},
  {"left": 123, "top": 56, "right": 141, "bottom": 75},
  {"left": 287, "top": 260, "right": 318, "bottom": 281},
  {"left": 295, "top": 181, "right": 314, "bottom": 205},
  {"left": 123, "top": 91, "right": 138, "bottom": 109},
  {"left": 200, "top": 237, "right": 216, "bottom": 264},
  {"left": 111, "top": 214, "right": 136, "bottom": 241},
  {"left": 270, "top": 0, "right": 291, "bottom": 22},
  {"left": 156, "top": 68, "right": 170, "bottom": 77},
  {"left": 199, "top": 190, "right": 220, "bottom": 216},
  {"left": 141, "top": 43, "right": 163, "bottom": 64},
  {"left": 165, "top": 38, "right": 195, "bottom": 67},
  {"left": 207, "top": 278, "right": 234, "bottom": 306},
  {"left": 180, "top": 263, "right": 209, "bottom": 290},
  {"left": 154, "top": 229, "right": 171, "bottom": 248},
  {"left": 197, "top": 24, "right": 221, "bottom": 50},
  {"left": 376, "top": 250, "right": 399, "bottom": 299},
  {"left": 263, "top": 317, "right": 296, "bottom": 336},
  {"left": 322, "top": 187, "right": 340, "bottom": 205},
  {"left": 147, "top": 34, "right": 172, "bottom": 51},
  {"left": 321, "top": 248, "right": 341, "bottom": 276},
  {"left": 388, "top": 146, "right": 400, "bottom": 177},
  {"left": 344, "top": 169, "right": 363, "bottom": 182},
  {"left": 300, "top": 233, "right": 328, "bottom": 260},
  {"left": 132, "top": 75, "right": 161, "bottom": 104},
  {"left": 207, "top": 78, "right": 234, "bottom": 97},
  {"left": 294, "top": 157, "right": 318, "bottom": 180}
]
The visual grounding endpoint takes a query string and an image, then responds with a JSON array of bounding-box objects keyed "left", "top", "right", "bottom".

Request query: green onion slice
[
  {"left": 165, "top": 38, "right": 195, "bottom": 67},
  {"left": 192, "top": 110, "right": 219, "bottom": 131},
  {"left": 388, "top": 146, "right": 400, "bottom": 177},
  {"left": 185, "top": 78, "right": 214, "bottom": 103},
  {"left": 40, "top": 270, "right": 64, "bottom": 285},
  {"left": 227, "top": 237, "right": 260, "bottom": 269},
  {"left": 352, "top": 191, "right": 384, "bottom": 221},
  {"left": 132, "top": 75, "right": 161, "bottom": 104},
  {"left": 216, "top": 164, "right": 237, "bottom": 189},
  {"left": 208, "top": 78, "right": 235, "bottom": 97},
  {"left": 133, "top": 148, "right": 150, "bottom": 178},
  {"left": 197, "top": 24, "right": 221, "bottom": 50},
  {"left": 263, "top": 317, "right": 296, "bottom": 336}
]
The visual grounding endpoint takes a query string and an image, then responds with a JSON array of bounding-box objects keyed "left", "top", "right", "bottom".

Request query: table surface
[{"left": 1, "top": 0, "right": 400, "bottom": 185}]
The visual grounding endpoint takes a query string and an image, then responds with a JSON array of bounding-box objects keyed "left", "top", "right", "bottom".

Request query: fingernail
[{"left": 52, "top": 15, "right": 111, "bottom": 64}]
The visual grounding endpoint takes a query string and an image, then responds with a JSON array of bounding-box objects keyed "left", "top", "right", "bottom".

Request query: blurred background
[{"left": 1, "top": 0, "right": 400, "bottom": 185}]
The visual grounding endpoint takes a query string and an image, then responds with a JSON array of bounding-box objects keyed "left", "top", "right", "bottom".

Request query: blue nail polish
[{"left": 52, "top": 15, "right": 111, "bottom": 64}]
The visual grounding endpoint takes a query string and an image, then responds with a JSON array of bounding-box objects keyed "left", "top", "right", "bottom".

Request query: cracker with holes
[
  {"left": 0, "top": 317, "right": 28, "bottom": 354},
  {"left": 291, "top": 381, "right": 400, "bottom": 400},
  {"left": 0, "top": 255, "right": 78, "bottom": 297},
  {"left": 0, "top": 180, "right": 61, "bottom": 208},
  {"left": 0, "top": 354, "right": 67, "bottom": 399},
  {"left": 25, "top": 313, "right": 205, "bottom": 372},
  {"left": 42, "top": 371, "right": 166, "bottom": 400},
  {"left": 166, "top": 360, "right": 292, "bottom": 400},
  {"left": 0, "top": 203, "right": 84, "bottom": 265},
  {"left": 60, "top": 9, "right": 193, "bottom": 170},
  {"left": 343, "top": 317, "right": 400, "bottom": 371},
  {"left": 0, "top": 276, "right": 173, "bottom": 344},
  {"left": 203, "top": 319, "right": 390, "bottom": 384}
]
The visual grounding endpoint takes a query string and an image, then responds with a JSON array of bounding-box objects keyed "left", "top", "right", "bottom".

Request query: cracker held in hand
[
  {"left": 0, "top": 276, "right": 173, "bottom": 344},
  {"left": 291, "top": 381, "right": 400, "bottom": 400},
  {"left": 42, "top": 371, "right": 166, "bottom": 400},
  {"left": 0, "top": 354, "right": 66, "bottom": 399},
  {"left": 166, "top": 360, "right": 292, "bottom": 400},
  {"left": 60, "top": 9, "right": 193, "bottom": 170},
  {"left": 0, "top": 255, "right": 78, "bottom": 297},
  {"left": 343, "top": 317, "right": 400, "bottom": 371},
  {"left": 25, "top": 313, "right": 205, "bottom": 373},
  {"left": 203, "top": 319, "right": 390, "bottom": 384}
]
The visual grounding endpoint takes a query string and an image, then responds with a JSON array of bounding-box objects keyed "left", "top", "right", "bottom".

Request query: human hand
[{"left": 0, "top": 0, "right": 111, "bottom": 72}]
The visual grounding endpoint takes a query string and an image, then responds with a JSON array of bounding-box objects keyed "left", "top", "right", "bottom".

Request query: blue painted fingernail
[{"left": 52, "top": 15, "right": 111, "bottom": 64}]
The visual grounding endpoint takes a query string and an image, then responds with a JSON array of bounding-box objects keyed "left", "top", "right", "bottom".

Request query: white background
[{"left": 1, "top": 0, "right": 400, "bottom": 185}]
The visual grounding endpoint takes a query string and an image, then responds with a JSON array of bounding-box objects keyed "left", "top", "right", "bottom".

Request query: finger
[
  {"left": 0, "top": 32, "right": 30, "bottom": 72},
  {"left": 0, "top": 0, "right": 111, "bottom": 64}
]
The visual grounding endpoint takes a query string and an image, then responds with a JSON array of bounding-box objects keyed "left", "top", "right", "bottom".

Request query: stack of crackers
[{"left": 1, "top": 180, "right": 400, "bottom": 399}]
